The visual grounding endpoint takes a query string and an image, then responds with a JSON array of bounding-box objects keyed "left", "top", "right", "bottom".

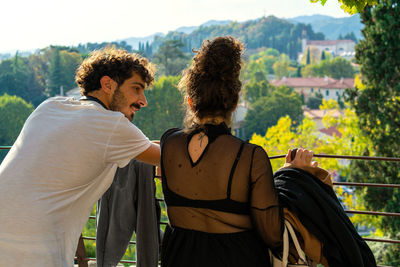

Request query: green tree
[
  {"left": 301, "top": 46, "right": 326, "bottom": 66},
  {"left": 0, "top": 53, "right": 46, "bottom": 106},
  {"left": 152, "top": 40, "right": 190, "bottom": 77},
  {"left": 243, "top": 80, "right": 274, "bottom": 104},
  {"left": 244, "top": 86, "right": 303, "bottom": 138},
  {"left": 346, "top": 1, "right": 400, "bottom": 264},
  {"left": 301, "top": 57, "right": 355, "bottom": 79},
  {"left": 273, "top": 54, "right": 292, "bottom": 79},
  {"left": 320, "top": 57, "right": 355, "bottom": 78},
  {"left": 60, "top": 50, "right": 83, "bottom": 91},
  {"left": 342, "top": 32, "right": 358, "bottom": 43},
  {"left": 250, "top": 99, "right": 371, "bottom": 171},
  {"left": 307, "top": 92, "right": 323, "bottom": 109},
  {"left": 242, "top": 48, "right": 281, "bottom": 82},
  {"left": 133, "top": 76, "right": 184, "bottom": 140},
  {"left": 48, "top": 48, "right": 64, "bottom": 96},
  {"left": 47, "top": 47, "right": 83, "bottom": 96},
  {"left": 306, "top": 47, "right": 311, "bottom": 65},
  {"left": 0, "top": 94, "right": 34, "bottom": 161}
]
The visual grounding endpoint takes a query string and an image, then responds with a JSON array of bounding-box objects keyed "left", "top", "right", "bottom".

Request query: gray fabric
[{"left": 96, "top": 159, "right": 159, "bottom": 267}]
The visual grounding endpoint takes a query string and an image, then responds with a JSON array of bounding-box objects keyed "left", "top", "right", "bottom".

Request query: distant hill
[
  {"left": 120, "top": 15, "right": 362, "bottom": 57},
  {"left": 175, "top": 20, "right": 232, "bottom": 34},
  {"left": 150, "top": 16, "right": 327, "bottom": 60},
  {"left": 119, "top": 33, "right": 165, "bottom": 50},
  {"left": 287, "top": 14, "right": 363, "bottom": 41},
  {"left": 122, "top": 20, "right": 232, "bottom": 49}
]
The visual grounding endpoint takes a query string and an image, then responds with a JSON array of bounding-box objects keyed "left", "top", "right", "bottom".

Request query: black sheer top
[{"left": 161, "top": 123, "right": 282, "bottom": 247}]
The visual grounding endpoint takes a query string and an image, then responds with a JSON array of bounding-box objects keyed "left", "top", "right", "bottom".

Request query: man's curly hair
[
  {"left": 75, "top": 47, "right": 155, "bottom": 96},
  {"left": 179, "top": 36, "right": 244, "bottom": 128}
]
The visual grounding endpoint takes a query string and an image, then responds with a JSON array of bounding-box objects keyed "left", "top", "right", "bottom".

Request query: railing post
[{"left": 75, "top": 234, "right": 89, "bottom": 267}]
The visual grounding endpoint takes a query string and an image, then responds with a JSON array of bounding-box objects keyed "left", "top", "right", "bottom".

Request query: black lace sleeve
[
  {"left": 160, "top": 128, "right": 181, "bottom": 148},
  {"left": 250, "top": 146, "right": 283, "bottom": 248}
]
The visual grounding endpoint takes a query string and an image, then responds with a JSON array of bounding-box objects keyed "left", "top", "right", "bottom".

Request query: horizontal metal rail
[
  {"left": 345, "top": 210, "right": 400, "bottom": 217},
  {"left": 269, "top": 153, "right": 400, "bottom": 162},
  {"left": 81, "top": 236, "right": 137, "bottom": 245},
  {"left": 74, "top": 257, "right": 136, "bottom": 264},
  {"left": 364, "top": 238, "right": 400, "bottom": 244},
  {"left": 88, "top": 215, "right": 168, "bottom": 227},
  {"left": 333, "top": 181, "right": 400, "bottom": 188}
]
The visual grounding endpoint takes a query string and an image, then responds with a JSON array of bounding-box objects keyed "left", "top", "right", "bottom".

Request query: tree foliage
[
  {"left": 244, "top": 86, "right": 303, "bottom": 138},
  {"left": 133, "top": 76, "right": 185, "bottom": 140},
  {"left": 345, "top": 1, "right": 400, "bottom": 264},
  {"left": 338, "top": 31, "right": 358, "bottom": 43},
  {"left": 75, "top": 41, "right": 133, "bottom": 55},
  {"left": 273, "top": 54, "right": 296, "bottom": 79},
  {"left": 0, "top": 94, "right": 34, "bottom": 161},
  {"left": 306, "top": 92, "right": 324, "bottom": 109},
  {"left": 152, "top": 40, "right": 190, "bottom": 77},
  {"left": 310, "top": 0, "right": 378, "bottom": 14},
  {"left": 0, "top": 53, "right": 46, "bottom": 106},
  {"left": 300, "top": 46, "right": 332, "bottom": 66},
  {"left": 48, "top": 47, "right": 83, "bottom": 96},
  {"left": 250, "top": 99, "right": 371, "bottom": 174},
  {"left": 243, "top": 80, "right": 274, "bottom": 104},
  {"left": 0, "top": 46, "right": 82, "bottom": 106},
  {"left": 242, "top": 48, "right": 281, "bottom": 82},
  {"left": 301, "top": 57, "right": 355, "bottom": 78}
]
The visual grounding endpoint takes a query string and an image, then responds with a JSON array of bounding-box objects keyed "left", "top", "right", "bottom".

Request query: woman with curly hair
[{"left": 160, "top": 36, "right": 315, "bottom": 267}]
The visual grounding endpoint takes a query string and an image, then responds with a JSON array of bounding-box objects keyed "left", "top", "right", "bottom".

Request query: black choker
[{"left": 190, "top": 122, "right": 232, "bottom": 143}]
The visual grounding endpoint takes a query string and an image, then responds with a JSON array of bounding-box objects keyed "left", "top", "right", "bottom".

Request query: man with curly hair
[{"left": 0, "top": 47, "right": 160, "bottom": 265}]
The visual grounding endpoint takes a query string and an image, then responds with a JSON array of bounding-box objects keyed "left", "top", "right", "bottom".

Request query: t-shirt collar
[{"left": 80, "top": 96, "right": 108, "bottom": 110}]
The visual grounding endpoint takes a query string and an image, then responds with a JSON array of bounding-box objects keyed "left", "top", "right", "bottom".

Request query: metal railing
[{"left": 1, "top": 146, "right": 399, "bottom": 266}]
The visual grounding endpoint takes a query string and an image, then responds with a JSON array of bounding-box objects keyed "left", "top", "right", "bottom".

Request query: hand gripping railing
[{"left": 270, "top": 153, "right": 400, "bottom": 248}]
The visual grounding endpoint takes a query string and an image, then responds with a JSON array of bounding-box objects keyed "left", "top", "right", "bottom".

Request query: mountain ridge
[
  {"left": 288, "top": 14, "right": 363, "bottom": 40},
  {"left": 121, "top": 14, "right": 362, "bottom": 50}
]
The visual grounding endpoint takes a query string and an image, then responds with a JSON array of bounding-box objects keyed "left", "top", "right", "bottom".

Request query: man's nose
[{"left": 139, "top": 94, "right": 147, "bottom": 107}]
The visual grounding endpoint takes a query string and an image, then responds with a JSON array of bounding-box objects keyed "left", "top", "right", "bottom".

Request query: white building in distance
[
  {"left": 270, "top": 77, "right": 355, "bottom": 102},
  {"left": 301, "top": 28, "right": 356, "bottom": 60}
]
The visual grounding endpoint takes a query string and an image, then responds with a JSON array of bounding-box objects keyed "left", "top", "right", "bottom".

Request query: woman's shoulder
[
  {"left": 240, "top": 142, "right": 270, "bottom": 159},
  {"left": 161, "top": 128, "right": 184, "bottom": 146},
  {"left": 232, "top": 138, "right": 264, "bottom": 151}
]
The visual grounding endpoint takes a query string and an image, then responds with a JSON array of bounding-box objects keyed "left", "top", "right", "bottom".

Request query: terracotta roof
[
  {"left": 319, "top": 126, "right": 342, "bottom": 138},
  {"left": 308, "top": 39, "right": 355, "bottom": 46},
  {"left": 270, "top": 77, "right": 354, "bottom": 89},
  {"left": 329, "top": 78, "right": 355, "bottom": 88},
  {"left": 303, "top": 108, "right": 344, "bottom": 119}
]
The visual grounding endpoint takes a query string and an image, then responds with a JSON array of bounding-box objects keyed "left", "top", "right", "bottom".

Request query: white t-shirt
[{"left": 0, "top": 97, "right": 151, "bottom": 266}]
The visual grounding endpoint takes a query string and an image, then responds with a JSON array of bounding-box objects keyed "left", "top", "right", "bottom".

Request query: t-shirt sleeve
[
  {"left": 250, "top": 146, "right": 283, "bottom": 248},
  {"left": 105, "top": 117, "right": 151, "bottom": 168}
]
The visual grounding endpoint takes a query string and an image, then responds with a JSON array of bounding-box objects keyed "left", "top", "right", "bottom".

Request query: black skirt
[{"left": 161, "top": 225, "right": 271, "bottom": 267}]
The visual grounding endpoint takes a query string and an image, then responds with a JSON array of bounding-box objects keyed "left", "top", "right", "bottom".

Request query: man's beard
[{"left": 109, "top": 87, "right": 140, "bottom": 121}]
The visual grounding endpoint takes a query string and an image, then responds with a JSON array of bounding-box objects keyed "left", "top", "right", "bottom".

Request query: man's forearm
[{"left": 135, "top": 142, "right": 161, "bottom": 166}]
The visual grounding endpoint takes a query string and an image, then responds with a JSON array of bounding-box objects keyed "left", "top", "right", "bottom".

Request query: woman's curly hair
[
  {"left": 179, "top": 36, "right": 244, "bottom": 128},
  {"left": 76, "top": 47, "right": 155, "bottom": 96}
]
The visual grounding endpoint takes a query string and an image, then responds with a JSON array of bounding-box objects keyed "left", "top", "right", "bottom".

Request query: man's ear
[{"left": 99, "top": 76, "right": 115, "bottom": 95}]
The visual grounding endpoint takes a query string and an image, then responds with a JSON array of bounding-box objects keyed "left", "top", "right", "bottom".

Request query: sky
[{"left": 0, "top": 0, "right": 350, "bottom": 53}]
